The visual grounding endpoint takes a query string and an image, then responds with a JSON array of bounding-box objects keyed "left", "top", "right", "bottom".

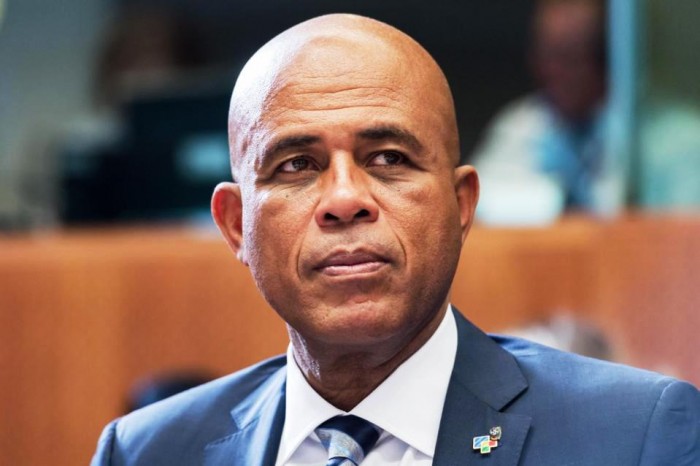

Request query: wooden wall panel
[
  {"left": 453, "top": 219, "right": 600, "bottom": 329},
  {"left": 593, "top": 218, "right": 700, "bottom": 379}
]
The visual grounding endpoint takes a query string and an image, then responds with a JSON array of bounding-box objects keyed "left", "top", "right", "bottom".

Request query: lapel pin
[{"left": 473, "top": 426, "right": 502, "bottom": 455}]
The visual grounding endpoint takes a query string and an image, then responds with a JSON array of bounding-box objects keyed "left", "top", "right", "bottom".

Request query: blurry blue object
[
  {"left": 127, "top": 372, "right": 213, "bottom": 413},
  {"left": 176, "top": 133, "right": 230, "bottom": 182},
  {"left": 639, "top": 100, "right": 700, "bottom": 210}
]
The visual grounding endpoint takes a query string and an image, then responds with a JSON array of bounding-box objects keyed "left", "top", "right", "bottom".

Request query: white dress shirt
[{"left": 275, "top": 306, "right": 458, "bottom": 465}]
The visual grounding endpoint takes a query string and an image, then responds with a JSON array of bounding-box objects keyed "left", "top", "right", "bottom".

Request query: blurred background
[{"left": 0, "top": 0, "right": 698, "bottom": 464}]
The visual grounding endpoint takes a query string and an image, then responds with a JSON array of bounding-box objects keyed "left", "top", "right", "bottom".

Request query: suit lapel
[
  {"left": 433, "top": 309, "right": 531, "bottom": 466},
  {"left": 204, "top": 368, "right": 286, "bottom": 466},
  {"left": 202, "top": 308, "right": 531, "bottom": 465}
]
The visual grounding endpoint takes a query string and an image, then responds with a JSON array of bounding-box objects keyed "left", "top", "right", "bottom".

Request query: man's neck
[{"left": 289, "top": 306, "right": 448, "bottom": 411}]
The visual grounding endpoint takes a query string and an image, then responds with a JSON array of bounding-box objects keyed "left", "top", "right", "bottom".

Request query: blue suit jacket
[{"left": 92, "top": 310, "right": 700, "bottom": 465}]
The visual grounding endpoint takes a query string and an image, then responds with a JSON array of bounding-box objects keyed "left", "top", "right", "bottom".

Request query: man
[{"left": 92, "top": 14, "right": 699, "bottom": 465}]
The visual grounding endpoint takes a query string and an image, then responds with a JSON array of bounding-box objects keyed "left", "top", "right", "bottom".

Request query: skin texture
[
  {"left": 531, "top": 0, "right": 606, "bottom": 122},
  {"left": 212, "top": 14, "right": 479, "bottom": 410}
]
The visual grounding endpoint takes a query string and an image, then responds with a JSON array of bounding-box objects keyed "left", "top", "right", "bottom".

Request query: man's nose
[{"left": 314, "top": 160, "right": 379, "bottom": 227}]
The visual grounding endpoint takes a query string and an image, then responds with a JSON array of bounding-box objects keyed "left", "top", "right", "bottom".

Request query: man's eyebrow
[
  {"left": 357, "top": 125, "right": 424, "bottom": 153},
  {"left": 262, "top": 134, "right": 320, "bottom": 163}
]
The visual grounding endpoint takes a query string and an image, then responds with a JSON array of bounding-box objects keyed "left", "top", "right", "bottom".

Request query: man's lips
[{"left": 314, "top": 250, "right": 389, "bottom": 277}]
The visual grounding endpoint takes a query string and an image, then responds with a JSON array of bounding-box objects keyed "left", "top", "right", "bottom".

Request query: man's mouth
[{"left": 315, "top": 250, "right": 389, "bottom": 277}]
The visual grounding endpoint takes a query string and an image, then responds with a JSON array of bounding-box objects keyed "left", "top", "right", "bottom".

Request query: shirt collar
[{"left": 277, "top": 305, "right": 458, "bottom": 462}]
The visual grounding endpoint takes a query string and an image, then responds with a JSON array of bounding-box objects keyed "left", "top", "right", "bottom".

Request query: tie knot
[{"left": 316, "top": 415, "right": 380, "bottom": 465}]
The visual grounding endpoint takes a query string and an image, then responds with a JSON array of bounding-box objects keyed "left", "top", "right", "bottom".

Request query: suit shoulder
[
  {"left": 639, "top": 379, "right": 700, "bottom": 465},
  {"left": 494, "top": 334, "right": 684, "bottom": 395},
  {"left": 125, "top": 354, "right": 286, "bottom": 423},
  {"left": 492, "top": 335, "right": 700, "bottom": 464},
  {"left": 98, "top": 355, "right": 286, "bottom": 464}
]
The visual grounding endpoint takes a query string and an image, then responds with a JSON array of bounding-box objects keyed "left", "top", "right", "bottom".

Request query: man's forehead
[
  {"left": 227, "top": 14, "right": 459, "bottom": 175},
  {"left": 232, "top": 29, "right": 418, "bottom": 117}
]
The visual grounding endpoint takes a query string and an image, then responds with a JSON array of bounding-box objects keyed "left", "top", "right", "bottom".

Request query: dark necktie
[{"left": 315, "top": 415, "right": 381, "bottom": 466}]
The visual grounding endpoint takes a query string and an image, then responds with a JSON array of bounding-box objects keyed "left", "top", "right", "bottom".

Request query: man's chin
[{"left": 290, "top": 302, "right": 407, "bottom": 344}]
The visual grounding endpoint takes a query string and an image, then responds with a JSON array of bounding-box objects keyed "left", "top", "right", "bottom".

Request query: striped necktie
[{"left": 315, "top": 415, "right": 381, "bottom": 466}]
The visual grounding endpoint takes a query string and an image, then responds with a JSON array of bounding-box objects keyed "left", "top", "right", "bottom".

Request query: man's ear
[
  {"left": 211, "top": 182, "right": 248, "bottom": 265},
  {"left": 454, "top": 165, "right": 480, "bottom": 243}
]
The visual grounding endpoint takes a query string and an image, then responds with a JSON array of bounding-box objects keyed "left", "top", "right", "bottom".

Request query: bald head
[{"left": 227, "top": 14, "right": 459, "bottom": 180}]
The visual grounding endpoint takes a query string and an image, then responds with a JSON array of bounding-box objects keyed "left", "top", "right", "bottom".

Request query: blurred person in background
[
  {"left": 472, "top": 0, "right": 700, "bottom": 223},
  {"left": 94, "top": 5, "right": 206, "bottom": 108},
  {"left": 4, "top": 4, "right": 209, "bottom": 229},
  {"left": 56, "top": 5, "right": 209, "bottom": 224},
  {"left": 67, "top": 3, "right": 206, "bottom": 158},
  {"left": 471, "top": 0, "right": 613, "bottom": 223}
]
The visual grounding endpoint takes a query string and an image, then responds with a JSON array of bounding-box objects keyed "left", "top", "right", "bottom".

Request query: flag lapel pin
[{"left": 472, "top": 426, "right": 502, "bottom": 455}]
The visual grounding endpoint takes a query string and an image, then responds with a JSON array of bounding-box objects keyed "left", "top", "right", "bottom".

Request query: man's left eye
[{"left": 369, "top": 151, "right": 405, "bottom": 166}]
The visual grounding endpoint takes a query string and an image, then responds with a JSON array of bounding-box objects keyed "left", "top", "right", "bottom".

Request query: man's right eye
[{"left": 277, "top": 157, "right": 317, "bottom": 173}]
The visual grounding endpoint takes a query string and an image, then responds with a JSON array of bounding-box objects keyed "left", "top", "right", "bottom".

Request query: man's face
[
  {"left": 218, "top": 38, "right": 477, "bottom": 354},
  {"left": 532, "top": 1, "right": 606, "bottom": 121}
]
